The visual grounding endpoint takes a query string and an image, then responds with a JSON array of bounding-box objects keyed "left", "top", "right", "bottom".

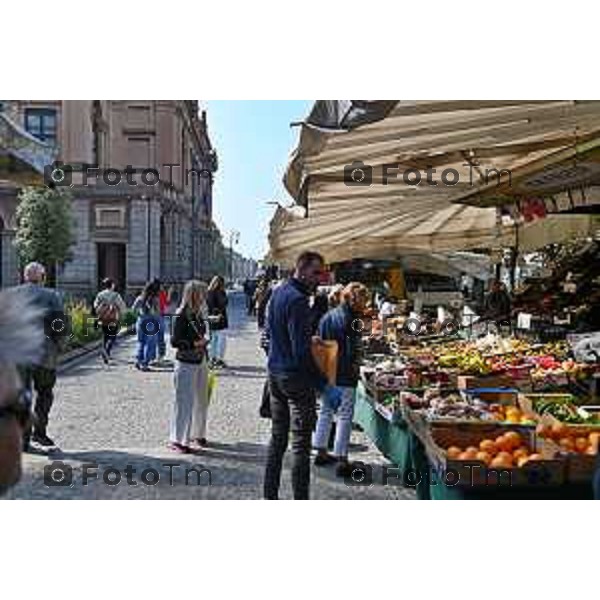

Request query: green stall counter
[
  {"left": 354, "top": 383, "right": 594, "bottom": 500},
  {"left": 354, "top": 383, "right": 430, "bottom": 499}
]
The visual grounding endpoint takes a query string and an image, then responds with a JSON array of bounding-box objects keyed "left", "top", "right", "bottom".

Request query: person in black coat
[{"left": 206, "top": 275, "right": 229, "bottom": 368}]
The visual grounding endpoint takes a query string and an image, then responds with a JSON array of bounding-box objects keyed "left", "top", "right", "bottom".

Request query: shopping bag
[
  {"left": 207, "top": 370, "right": 217, "bottom": 404},
  {"left": 311, "top": 337, "right": 338, "bottom": 386}
]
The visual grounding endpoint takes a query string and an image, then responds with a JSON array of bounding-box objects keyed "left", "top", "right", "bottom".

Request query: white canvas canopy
[{"left": 270, "top": 101, "right": 600, "bottom": 265}]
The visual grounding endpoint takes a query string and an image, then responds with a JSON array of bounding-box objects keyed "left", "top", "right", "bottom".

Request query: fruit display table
[{"left": 354, "top": 383, "right": 595, "bottom": 499}]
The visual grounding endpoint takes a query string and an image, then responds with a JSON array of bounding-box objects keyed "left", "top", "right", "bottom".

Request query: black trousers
[
  {"left": 264, "top": 374, "right": 316, "bottom": 500},
  {"left": 103, "top": 330, "right": 117, "bottom": 356},
  {"left": 21, "top": 365, "right": 57, "bottom": 443}
]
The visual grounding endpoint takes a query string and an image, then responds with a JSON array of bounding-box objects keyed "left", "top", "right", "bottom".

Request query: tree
[{"left": 15, "top": 186, "right": 75, "bottom": 286}]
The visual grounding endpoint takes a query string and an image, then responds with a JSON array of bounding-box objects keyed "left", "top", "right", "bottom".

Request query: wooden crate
[
  {"left": 531, "top": 415, "right": 600, "bottom": 484},
  {"left": 463, "top": 387, "right": 519, "bottom": 406},
  {"left": 423, "top": 423, "right": 566, "bottom": 488},
  {"left": 457, "top": 374, "right": 513, "bottom": 389}
]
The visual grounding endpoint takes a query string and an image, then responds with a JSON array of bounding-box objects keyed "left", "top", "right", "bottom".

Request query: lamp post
[{"left": 228, "top": 229, "right": 240, "bottom": 285}]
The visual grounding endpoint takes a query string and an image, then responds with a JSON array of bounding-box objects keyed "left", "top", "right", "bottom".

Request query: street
[{"left": 7, "top": 293, "right": 414, "bottom": 499}]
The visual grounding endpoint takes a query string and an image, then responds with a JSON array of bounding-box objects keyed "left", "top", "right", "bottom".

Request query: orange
[
  {"left": 585, "top": 446, "right": 597, "bottom": 455},
  {"left": 479, "top": 439, "right": 496, "bottom": 454},
  {"left": 575, "top": 437, "right": 589, "bottom": 453},
  {"left": 589, "top": 432, "right": 600, "bottom": 452},
  {"left": 490, "top": 455, "right": 512, "bottom": 469},
  {"left": 458, "top": 450, "right": 478, "bottom": 461},
  {"left": 559, "top": 437, "right": 575, "bottom": 452},
  {"left": 551, "top": 422, "right": 567, "bottom": 440},
  {"left": 513, "top": 447, "right": 529, "bottom": 461},
  {"left": 517, "top": 456, "right": 530, "bottom": 467},
  {"left": 536, "top": 423, "right": 551, "bottom": 438},
  {"left": 503, "top": 431, "right": 523, "bottom": 450},
  {"left": 495, "top": 435, "right": 512, "bottom": 453},
  {"left": 475, "top": 451, "right": 492, "bottom": 465},
  {"left": 446, "top": 446, "right": 462, "bottom": 459},
  {"left": 527, "top": 453, "right": 543, "bottom": 461},
  {"left": 494, "top": 451, "right": 514, "bottom": 466},
  {"left": 465, "top": 446, "right": 480, "bottom": 455}
]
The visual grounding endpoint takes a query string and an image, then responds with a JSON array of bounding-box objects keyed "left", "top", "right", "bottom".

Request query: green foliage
[
  {"left": 15, "top": 186, "right": 75, "bottom": 274},
  {"left": 66, "top": 301, "right": 101, "bottom": 349},
  {"left": 121, "top": 308, "right": 137, "bottom": 329}
]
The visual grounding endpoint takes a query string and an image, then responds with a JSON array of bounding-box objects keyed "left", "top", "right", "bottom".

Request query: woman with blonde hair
[
  {"left": 168, "top": 280, "right": 210, "bottom": 453},
  {"left": 313, "top": 282, "right": 369, "bottom": 477}
]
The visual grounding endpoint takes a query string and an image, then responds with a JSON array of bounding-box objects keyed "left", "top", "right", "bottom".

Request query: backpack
[{"left": 97, "top": 302, "right": 119, "bottom": 323}]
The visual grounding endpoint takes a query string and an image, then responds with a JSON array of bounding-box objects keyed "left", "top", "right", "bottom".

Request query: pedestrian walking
[
  {"left": 0, "top": 288, "right": 45, "bottom": 495},
  {"left": 154, "top": 278, "right": 169, "bottom": 364},
  {"left": 313, "top": 282, "right": 368, "bottom": 478},
  {"left": 93, "top": 278, "right": 127, "bottom": 364},
  {"left": 206, "top": 275, "right": 229, "bottom": 368},
  {"left": 13, "top": 262, "right": 64, "bottom": 451},
  {"left": 169, "top": 280, "right": 210, "bottom": 453},
  {"left": 244, "top": 278, "right": 257, "bottom": 316},
  {"left": 263, "top": 251, "right": 342, "bottom": 500},
  {"left": 132, "top": 281, "right": 160, "bottom": 371}
]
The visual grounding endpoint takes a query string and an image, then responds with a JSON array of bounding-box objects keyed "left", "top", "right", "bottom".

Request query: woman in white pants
[
  {"left": 312, "top": 283, "right": 369, "bottom": 478},
  {"left": 169, "top": 280, "right": 210, "bottom": 453}
]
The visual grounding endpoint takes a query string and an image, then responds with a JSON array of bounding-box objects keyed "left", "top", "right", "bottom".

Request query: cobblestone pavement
[{"left": 8, "top": 293, "right": 415, "bottom": 500}]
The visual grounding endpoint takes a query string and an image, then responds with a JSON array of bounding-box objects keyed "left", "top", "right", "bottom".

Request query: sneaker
[
  {"left": 100, "top": 348, "right": 109, "bottom": 365},
  {"left": 32, "top": 432, "right": 57, "bottom": 448},
  {"left": 194, "top": 438, "right": 208, "bottom": 447},
  {"left": 314, "top": 451, "right": 337, "bottom": 466},
  {"left": 135, "top": 363, "right": 150, "bottom": 372}
]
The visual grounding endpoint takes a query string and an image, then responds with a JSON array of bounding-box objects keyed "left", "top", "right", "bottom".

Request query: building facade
[{"left": 0, "top": 100, "right": 220, "bottom": 296}]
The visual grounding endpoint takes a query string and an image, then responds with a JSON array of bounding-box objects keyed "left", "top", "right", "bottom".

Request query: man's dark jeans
[
  {"left": 264, "top": 374, "right": 316, "bottom": 500},
  {"left": 21, "top": 366, "right": 57, "bottom": 445}
]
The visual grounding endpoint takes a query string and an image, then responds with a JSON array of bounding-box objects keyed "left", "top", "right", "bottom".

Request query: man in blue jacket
[{"left": 264, "top": 251, "right": 335, "bottom": 499}]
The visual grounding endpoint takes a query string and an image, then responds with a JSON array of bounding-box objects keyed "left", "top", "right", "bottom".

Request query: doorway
[{"left": 97, "top": 242, "right": 126, "bottom": 291}]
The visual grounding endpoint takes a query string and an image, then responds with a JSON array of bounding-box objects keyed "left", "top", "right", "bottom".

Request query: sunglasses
[{"left": 0, "top": 390, "right": 31, "bottom": 429}]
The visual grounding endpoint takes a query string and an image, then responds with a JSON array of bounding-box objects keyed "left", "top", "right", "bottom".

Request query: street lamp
[{"left": 228, "top": 229, "right": 240, "bottom": 284}]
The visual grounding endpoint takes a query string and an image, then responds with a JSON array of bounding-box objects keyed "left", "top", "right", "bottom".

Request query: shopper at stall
[
  {"left": 313, "top": 282, "right": 368, "bottom": 477},
  {"left": 264, "top": 251, "right": 340, "bottom": 500},
  {"left": 484, "top": 279, "right": 512, "bottom": 325}
]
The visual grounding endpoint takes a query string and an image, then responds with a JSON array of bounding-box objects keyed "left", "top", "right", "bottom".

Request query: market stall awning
[
  {"left": 268, "top": 192, "right": 507, "bottom": 266},
  {"left": 285, "top": 101, "right": 600, "bottom": 205},
  {"left": 272, "top": 101, "right": 600, "bottom": 266}
]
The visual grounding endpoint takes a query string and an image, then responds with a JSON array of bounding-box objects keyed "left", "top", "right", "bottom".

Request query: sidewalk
[{"left": 7, "top": 293, "right": 414, "bottom": 499}]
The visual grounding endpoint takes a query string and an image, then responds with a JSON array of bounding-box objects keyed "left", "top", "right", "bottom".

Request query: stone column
[
  {"left": 128, "top": 197, "right": 161, "bottom": 291},
  {"left": 60, "top": 196, "right": 95, "bottom": 295}
]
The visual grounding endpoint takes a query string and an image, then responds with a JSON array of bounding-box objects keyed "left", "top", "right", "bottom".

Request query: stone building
[{"left": 0, "top": 100, "right": 220, "bottom": 296}]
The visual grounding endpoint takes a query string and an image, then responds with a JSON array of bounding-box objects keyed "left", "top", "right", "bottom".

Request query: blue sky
[{"left": 206, "top": 101, "right": 312, "bottom": 260}]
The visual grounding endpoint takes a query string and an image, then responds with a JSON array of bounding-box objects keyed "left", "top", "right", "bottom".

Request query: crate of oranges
[
  {"left": 424, "top": 423, "right": 566, "bottom": 488},
  {"left": 534, "top": 421, "right": 600, "bottom": 483}
]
